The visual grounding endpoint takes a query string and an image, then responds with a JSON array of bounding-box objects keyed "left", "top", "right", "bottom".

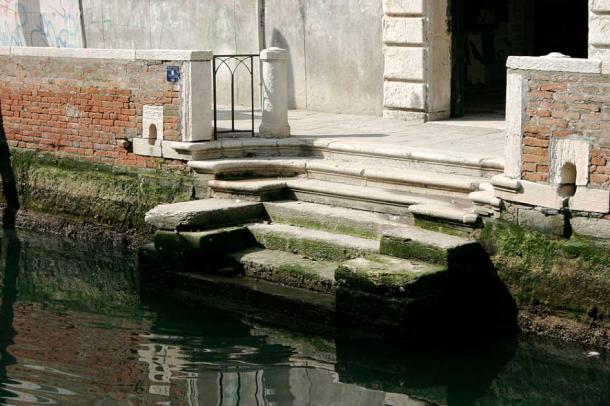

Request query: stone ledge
[
  {"left": 507, "top": 56, "right": 602, "bottom": 74},
  {"left": 5, "top": 47, "right": 212, "bottom": 61}
]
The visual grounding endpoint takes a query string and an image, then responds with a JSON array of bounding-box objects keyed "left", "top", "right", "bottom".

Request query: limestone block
[
  {"left": 569, "top": 187, "right": 610, "bottom": 213},
  {"left": 571, "top": 217, "right": 610, "bottom": 239},
  {"left": 383, "top": 81, "right": 426, "bottom": 110},
  {"left": 506, "top": 56, "right": 602, "bottom": 74},
  {"left": 182, "top": 61, "right": 213, "bottom": 142},
  {"left": 549, "top": 138, "right": 590, "bottom": 186},
  {"left": 143, "top": 105, "right": 163, "bottom": 146},
  {"left": 495, "top": 180, "right": 564, "bottom": 210},
  {"left": 591, "top": 0, "right": 610, "bottom": 12},
  {"left": 133, "top": 138, "right": 162, "bottom": 158},
  {"left": 383, "top": 47, "right": 426, "bottom": 81},
  {"left": 517, "top": 208, "right": 565, "bottom": 236},
  {"left": 383, "top": 0, "right": 425, "bottom": 15},
  {"left": 589, "top": 14, "right": 610, "bottom": 46},
  {"left": 0, "top": 47, "right": 10, "bottom": 56},
  {"left": 383, "top": 16, "right": 425, "bottom": 44}
]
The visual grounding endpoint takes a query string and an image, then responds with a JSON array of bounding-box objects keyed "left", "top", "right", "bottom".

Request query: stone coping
[
  {"left": 506, "top": 56, "right": 602, "bottom": 74},
  {"left": 0, "top": 46, "right": 212, "bottom": 61}
]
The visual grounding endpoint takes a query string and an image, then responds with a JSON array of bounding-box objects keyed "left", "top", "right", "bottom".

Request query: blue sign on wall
[{"left": 167, "top": 66, "right": 180, "bottom": 83}]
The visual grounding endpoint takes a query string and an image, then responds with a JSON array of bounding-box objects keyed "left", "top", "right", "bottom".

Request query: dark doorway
[{"left": 450, "top": 0, "right": 589, "bottom": 118}]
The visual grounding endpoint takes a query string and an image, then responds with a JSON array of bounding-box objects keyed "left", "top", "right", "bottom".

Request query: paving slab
[{"left": 145, "top": 199, "right": 266, "bottom": 230}]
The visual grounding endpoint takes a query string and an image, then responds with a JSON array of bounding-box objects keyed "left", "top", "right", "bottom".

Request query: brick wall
[
  {"left": 521, "top": 71, "right": 610, "bottom": 189},
  {"left": 0, "top": 53, "right": 186, "bottom": 169}
]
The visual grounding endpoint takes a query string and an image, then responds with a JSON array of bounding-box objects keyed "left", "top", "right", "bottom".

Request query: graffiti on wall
[{"left": 0, "top": 0, "right": 83, "bottom": 48}]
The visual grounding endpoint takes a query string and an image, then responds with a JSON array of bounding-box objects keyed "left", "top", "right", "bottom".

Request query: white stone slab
[
  {"left": 495, "top": 179, "right": 564, "bottom": 210},
  {"left": 383, "top": 16, "right": 425, "bottom": 44},
  {"left": 133, "top": 138, "right": 162, "bottom": 158},
  {"left": 383, "top": 47, "right": 425, "bottom": 81},
  {"left": 383, "top": 81, "right": 426, "bottom": 110},
  {"left": 135, "top": 49, "right": 212, "bottom": 61},
  {"left": 182, "top": 61, "right": 213, "bottom": 141},
  {"left": 0, "top": 47, "right": 10, "bottom": 56},
  {"left": 569, "top": 187, "right": 610, "bottom": 213},
  {"left": 9, "top": 47, "right": 136, "bottom": 60},
  {"left": 506, "top": 56, "right": 602, "bottom": 74},
  {"left": 549, "top": 138, "right": 591, "bottom": 186}
]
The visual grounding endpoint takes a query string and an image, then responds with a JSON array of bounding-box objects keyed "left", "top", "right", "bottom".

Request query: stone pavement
[{"left": 216, "top": 109, "right": 506, "bottom": 161}]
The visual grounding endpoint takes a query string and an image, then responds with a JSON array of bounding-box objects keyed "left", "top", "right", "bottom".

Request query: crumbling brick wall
[
  {"left": 0, "top": 55, "right": 183, "bottom": 169},
  {"left": 521, "top": 71, "right": 610, "bottom": 189}
]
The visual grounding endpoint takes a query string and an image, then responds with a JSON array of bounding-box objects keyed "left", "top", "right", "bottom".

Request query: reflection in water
[{"left": 0, "top": 229, "right": 607, "bottom": 405}]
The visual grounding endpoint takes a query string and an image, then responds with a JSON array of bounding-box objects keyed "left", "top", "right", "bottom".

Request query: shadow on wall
[
  {"left": 0, "top": 112, "right": 20, "bottom": 228},
  {"left": 270, "top": 29, "right": 297, "bottom": 109},
  {"left": 18, "top": 0, "right": 49, "bottom": 47}
]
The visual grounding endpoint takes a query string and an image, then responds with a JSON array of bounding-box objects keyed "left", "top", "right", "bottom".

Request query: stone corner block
[
  {"left": 383, "top": 16, "right": 425, "bottom": 44},
  {"left": 383, "top": 81, "right": 426, "bottom": 110}
]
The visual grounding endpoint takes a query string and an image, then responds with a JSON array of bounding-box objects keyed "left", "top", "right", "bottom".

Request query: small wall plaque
[{"left": 167, "top": 66, "right": 180, "bottom": 83}]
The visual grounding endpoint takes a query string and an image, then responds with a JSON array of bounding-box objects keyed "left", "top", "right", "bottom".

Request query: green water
[{"left": 0, "top": 229, "right": 608, "bottom": 405}]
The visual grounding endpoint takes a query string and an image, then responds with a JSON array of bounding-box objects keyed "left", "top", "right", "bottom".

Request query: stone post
[{"left": 259, "top": 47, "right": 290, "bottom": 138}]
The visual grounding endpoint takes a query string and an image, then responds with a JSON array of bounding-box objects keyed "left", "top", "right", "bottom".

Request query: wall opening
[
  {"left": 450, "top": 0, "right": 589, "bottom": 118},
  {"left": 558, "top": 162, "right": 577, "bottom": 198},
  {"left": 148, "top": 124, "right": 157, "bottom": 146}
]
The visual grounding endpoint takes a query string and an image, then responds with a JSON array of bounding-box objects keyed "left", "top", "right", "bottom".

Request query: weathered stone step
[
  {"left": 248, "top": 223, "right": 379, "bottom": 260},
  {"left": 230, "top": 248, "right": 338, "bottom": 294},
  {"left": 154, "top": 227, "right": 255, "bottom": 257},
  {"left": 172, "top": 138, "right": 503, "bottom": 177},
  {"left": 304, "top": 160, "right": 485, "bottom": 199},
  {"left": 262, "top": 201, "right": 480, "bottom": 264},
  {"left": 264, "top": 200, "right": 408, "bottom": 239},
  {"left": 190, "top": 158, "right": 486, "bottom": 200},
  {"left": 145, "top": 199, "right": 266, "bottom": 231},
  {"left": 336, "top": 255, "right": 448, "bottom": 299},
  {"left": 380, "top": 227, "right": 482, "bottom": 266},
  {"left": 209, "top": 179, "right": 288, "bottom": 201}
]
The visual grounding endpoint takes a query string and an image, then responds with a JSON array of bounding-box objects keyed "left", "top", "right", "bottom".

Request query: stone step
[
  {"left": 209, "top": 179, "right": 288, "bottom": 201},
  {"left": 173, "top": 138, "right": 503, "bottom": 177},
  {"left": 248, "top": 223, "right": 379, "bottom": 260},
  {"left": 145, "top": 199, "right": 266, "bottom": 231},
  {"left": 154, "top": 227, "right": 256, "bottom": 257},
  {"left": 263, "top": 200, "right": 406, "bottom": 239},
  {"left": 204, "top": 179, "right": 480, "bottom": 231},
  {"left": 304, "top": 160, "right": 485, "bottom": 200},
  {"left": 230, "top": 248, "right": 338, "bottom": 294},
  {"left": 190, "top": 157, "right": 486, "bottom": 200},
  {"left": 336, "top": 255, "right": 448, "bottom": 299},
  {"left": 315, "top": 140, "right": 504, "bottom": 178},
  {"left": 262, "top": 201, "right": 480, "bottom": 264}
]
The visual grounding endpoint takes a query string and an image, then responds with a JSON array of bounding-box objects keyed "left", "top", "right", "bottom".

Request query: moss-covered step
[
  {"left": 248, "top": 223, "right": 378, "bottom": 261},
  {"left": 154, "top": 227, "right": 256, "bottom": 257},
  {"left": 263, "top": 201, "right": 409, "bottom": 240},
  {"left": 145, "top": 199, "right": 266, "bottom": 231},
  {"left": 230, "top": 248, "right": 339, "bottom": 294},
  {"left": 336, "top": 255, "right": 447, "bottom": 298},
  {"left": 380, "top": 227, "right": 482, "bottom": 266}
]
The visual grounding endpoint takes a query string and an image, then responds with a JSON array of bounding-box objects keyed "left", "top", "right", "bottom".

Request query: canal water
[{"left": 0, "top": 229, "right": 608, "bottom": 405}]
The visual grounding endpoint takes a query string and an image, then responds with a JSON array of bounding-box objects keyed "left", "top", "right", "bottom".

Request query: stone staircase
[{"left": 141, "top": 143, "right": 511, "bottom": 337}]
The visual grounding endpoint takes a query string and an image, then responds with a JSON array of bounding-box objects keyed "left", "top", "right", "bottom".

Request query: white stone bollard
[{"left": 259, "top": 47, "right": 291, "bottom": 138}]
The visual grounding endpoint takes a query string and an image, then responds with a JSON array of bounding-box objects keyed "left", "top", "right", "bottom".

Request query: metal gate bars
[{"left": 212, "top": 54, "right": 258, "bottom": 140}]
